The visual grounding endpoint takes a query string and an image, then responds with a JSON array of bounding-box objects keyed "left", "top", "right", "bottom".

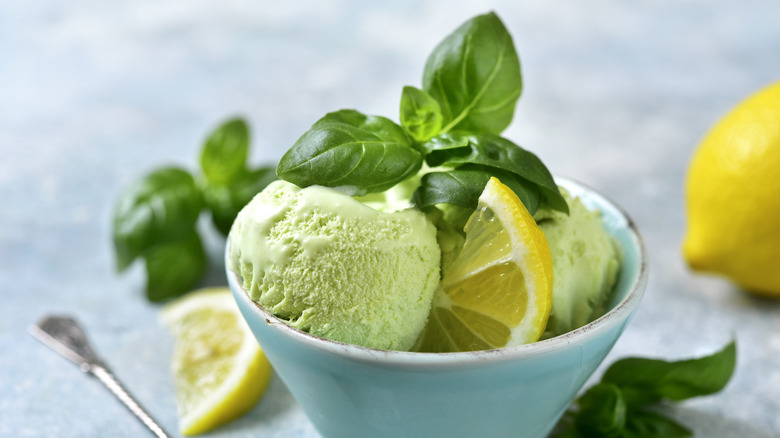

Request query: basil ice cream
[
  {"left": 228, "top": 180, "right": 441, "bottom": 351},
  {"left": 536, "top": 189, "right": 621, "bottom": 338},
  {"left": 228, "top": 179, "right": 620, "bottom": 350}
]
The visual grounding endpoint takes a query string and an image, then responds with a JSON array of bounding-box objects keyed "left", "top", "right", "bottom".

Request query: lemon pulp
[
  {"left": 161, "top": 287, "right": 272, "bottom": 435},
  {"left": 415, "top": 177, "right": 553, "bottom": 352}
]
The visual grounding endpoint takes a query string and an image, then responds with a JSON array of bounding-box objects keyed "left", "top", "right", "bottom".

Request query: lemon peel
[
  {"left": 415, "top": 177, "right": 553, "bottom": 352},
  {"left": 683, "top": 81, "right": 780, "bottom": 297},
  {"left": 161, "top": 287, "right": 272, "bottom": 435}
]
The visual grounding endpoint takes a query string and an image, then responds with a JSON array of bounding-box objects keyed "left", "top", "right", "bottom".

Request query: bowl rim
[{"left": 226, "top": 177, "right": 648, "bottom": 369}]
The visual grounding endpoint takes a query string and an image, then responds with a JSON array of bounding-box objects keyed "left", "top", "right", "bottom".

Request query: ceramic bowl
[{"left": 226, "top": 177, "right": 647, "bottom": 438}]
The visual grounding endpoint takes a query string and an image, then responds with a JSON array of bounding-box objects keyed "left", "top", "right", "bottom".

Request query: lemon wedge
[
  {"left": 161, "top": 287, "right": 272, "bottom": 435},
  {"left": 415, "top": 177, "right": 554, "bottom": 352}
]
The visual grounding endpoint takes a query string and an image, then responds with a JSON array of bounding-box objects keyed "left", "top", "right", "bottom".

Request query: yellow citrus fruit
[
  {"left": 683, "top": 81, "right": 780, "bottom": 297},
  {"left": 161, "top": 288, "right": 272, "bottom": 435},
  {"left": 415, "top": 177, "right": 553, "bottom": 352}
]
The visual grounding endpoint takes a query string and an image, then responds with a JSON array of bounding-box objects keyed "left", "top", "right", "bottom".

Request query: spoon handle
[
  {"left": 88, "top": 364, "right": 170, "bottom": 438},
  {"left": 30, "top": 315, "right": 170, "bottom": 438}
]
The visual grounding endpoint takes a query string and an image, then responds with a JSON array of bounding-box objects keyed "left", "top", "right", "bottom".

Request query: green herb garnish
[
  {"left": 422, "top": 11, "right": 522, "bottom": 135},
  {"left": 552, "top": 340, "right": 737, "bottom": 438},
  {"left": 276, "top": 110, "right": 422, "bottom": 196},
  {"left": 276, "top": 12, "right": 568, "bottom": 216},
  {"left": 112, "top": 118, "right": 275, "bottom": 301}
]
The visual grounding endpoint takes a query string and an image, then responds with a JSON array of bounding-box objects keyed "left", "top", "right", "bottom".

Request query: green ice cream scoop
[
  {"left": 536, "top": 189, "right": 620, "bottom": 338},
  {"left": 228, "top": 180, "right": 441, "bottom": 351}
]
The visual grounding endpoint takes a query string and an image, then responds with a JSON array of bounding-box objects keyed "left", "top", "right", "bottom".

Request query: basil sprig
[
  {"left": 553, "top": 340, "right": 737, "bottom": 438},
  {"left": 276, "top": 12, "right": 567, "bottom": 215},
  {"left": 113, "top": 167, "right": 203, "bottom": 273},
  {"left": 112, "top": 117, "right": 275, "bottom": 301}
]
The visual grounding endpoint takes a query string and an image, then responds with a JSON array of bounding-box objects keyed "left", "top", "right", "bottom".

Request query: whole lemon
[{"left": 683, "top": 81, "right": 780, "bottom": 297}]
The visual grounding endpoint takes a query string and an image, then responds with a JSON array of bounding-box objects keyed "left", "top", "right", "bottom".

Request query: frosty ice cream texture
[
  {"left": 536, "top": 190, "right": 620, "bottom": 337},
  {"left": 228, "top": 180, "right": 620, "bottom": 350},
  {"left": 227, "top": 180, "right": 441, "bottom": 351}
]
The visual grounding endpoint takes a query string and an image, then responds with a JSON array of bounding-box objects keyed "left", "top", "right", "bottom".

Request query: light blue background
[{"left": 2, "top": 1, "right": 779, "bottom": 437}]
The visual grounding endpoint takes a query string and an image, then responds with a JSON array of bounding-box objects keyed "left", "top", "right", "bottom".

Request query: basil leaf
[
  {"left": 277, "top": 109, "right": 422, "bottom": 196},
  {"left": 413, "top": 165, "right": 540, "bottom": 213},
  {"left": 423, "top": 12, "right": 522, "bottom": 135},
  {"left": 200, "top": 118, "right": 250, "bottom": 185},
  {"left": 420, "top": 132, "right": 470, "bottom": 155},
  {"left": 426, "top": 134, "right": 568, "bottom": 213},
  {"left": 399, "top": 86, "right": 443, "bottom": 142},
  {"left": 113, "top": 167, "right": 203, "bottom": 271},
  {"left": 622, "top": 409, "right": 692, "bottom": 438},
  {"left": 602, "top": 340, "right": 737, "bottom": 406},
  {"left": 204, "top": 167, "right": 276, "bottom": 236},
  {"left": 549, "top": 415, "right": 587, "bottom": 438},
  {"left": 574, "top": 383, "right": 626, "bottom": 438},
  {"left": 144, "top": 232, "right": 207, "bottom": 302}
]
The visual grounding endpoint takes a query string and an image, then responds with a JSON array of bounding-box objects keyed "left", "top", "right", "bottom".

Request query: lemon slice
[
  {"left": 161, "top": 287, "right": 272, "bottom": 436},
  {"left": 415, "top": 177, "right": 553, "bottom": 352}
]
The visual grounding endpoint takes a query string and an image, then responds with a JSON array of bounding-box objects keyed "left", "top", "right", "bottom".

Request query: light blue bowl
[{"left": 227, "top": 178, "right": 648, "bottom": 438}]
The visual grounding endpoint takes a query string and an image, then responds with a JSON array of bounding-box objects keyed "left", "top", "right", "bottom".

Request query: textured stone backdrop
[{"left": 2, "top": 1, "right": 778, "bottom": 436}]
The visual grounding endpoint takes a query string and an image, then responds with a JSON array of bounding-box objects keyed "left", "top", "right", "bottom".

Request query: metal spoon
[{"left": 29, "top": 315, "right": 170, "bottom": 438}]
